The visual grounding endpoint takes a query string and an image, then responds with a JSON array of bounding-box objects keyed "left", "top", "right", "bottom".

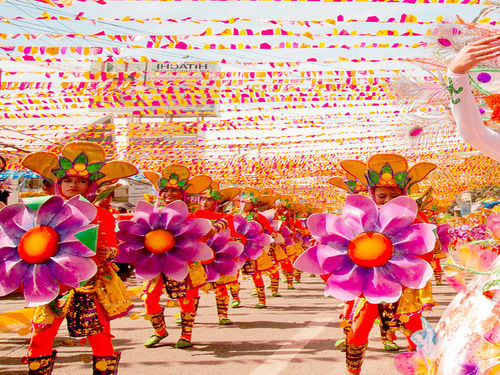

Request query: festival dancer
[
  {"left": 141, "top": 165, "right": 212, "bottom": 349},
  {"left": 447, "top": 34, "right": 500, "bottom": 161},
  {"left": 20, "top": 141, "right": 137, "bottom": 375},
  {"left": 296, "top": 153, "right": 438, "bottom": 374},
  {"left": 237, "top": 188, "right": 275, "bottom": 308},
  {"left": 194, "top": 181, "right": 243, "bottom": 324},
  {"left": 341, "top": 153, "right": 437, "bottom": 373}
]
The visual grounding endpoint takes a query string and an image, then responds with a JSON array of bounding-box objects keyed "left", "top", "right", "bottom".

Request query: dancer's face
[
  {"left": 372, "top": 186, "right": 405, "bottom": 206},
  {"left": 200, "top": 196, "right": 216, "bottom": 211},
  {"left": 160, "top": 187, "right": 184, "bottom": 204},
  {"left": 59, "top": 176, "right": 91, "bottom": 199}
]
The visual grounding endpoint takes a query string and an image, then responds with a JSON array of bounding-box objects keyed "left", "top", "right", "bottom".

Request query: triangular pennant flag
[
  {"left": 74, "top": 226, "right": 98, "bottom": 253},
  {"left": 22, "top": 196, "right": 53, "bottom": 211}
]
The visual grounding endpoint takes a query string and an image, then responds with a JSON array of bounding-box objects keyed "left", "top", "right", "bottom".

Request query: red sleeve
[
  {"left": 256, "top": 213, "right": 276, "bottom": 234},
  {"left": 94, "top": 207, "right": 117, "bottom": 249}
]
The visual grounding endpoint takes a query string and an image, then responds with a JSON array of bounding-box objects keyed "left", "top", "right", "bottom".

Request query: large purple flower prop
[
  {"left": 232, "top": 214, "right": 273, "bottom": 264},
  {"left": 203, "top": 229, "right": 244, "bottom": 282},
  {"left": 116, "top": 200, "right": 213, "bottom": 281},
  {"left": 280, "top": 225, "right": 294, "bottom": 247},
  {"left": 0, "top": 195, "right": 98, "bottom": 307},
  {"left": 295, "top": 195, "right": 435, "bottom": 304}
]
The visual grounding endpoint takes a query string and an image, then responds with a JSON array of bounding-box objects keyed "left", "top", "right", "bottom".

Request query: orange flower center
[
  {"left": 18, "top": 226, "right": 60, "bottom": 264},
  {"left": 201, "top": 248, "right": 216, "bottom": 265},
  {"left": 144, "top": 229, "right": 176, "bottom": 254},
  {"left": 347, "top": 232, "right": 393, "bottom": 267}
]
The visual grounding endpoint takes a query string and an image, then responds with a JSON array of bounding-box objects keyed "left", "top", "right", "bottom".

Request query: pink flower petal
[
  {"left": 23, "top": 264, "right": 60, "bottom": 307},
  {"left": 386, "top": 255, "right": 433, "bottom": 289},
  {"left": 49, "top": 255, "right": 97, "bottom": 288},
  {"left": 393, "top": 223, "right": 436, "bottom": 256},
  {"left": 324, "top": 263, "right": 364, "bottom": 301},
  {"left": 363, "top": 265, "right": 402, "bottom": 304},
  {"left": 379, "top": 196, "right": 417, "bottom": 237},
  {"left": 342, "top": 195, "right": 378, "bottom": 234},
  {"left": 294, "top": 245, "right": 325, "bottom": 275},
  {"left": 307, "top": 213, "right": 352, "bottom": 246},
  {"left": 316, "top": 243, "right": 351, "bottom": 273},
  {"left": 35, "top": 196, "right": 64, "bottom": 227},
  {"left": 0, "top": 257, "right": 30, "bottom": 296}
]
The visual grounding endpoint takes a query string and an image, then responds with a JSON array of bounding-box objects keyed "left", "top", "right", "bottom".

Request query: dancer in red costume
[
  {"left": 340, "top": 154, "right": 437, "bottom": 373},
  {"left": 141, "top": 165, "right": 211, "bottom": 349},
  {"left": 21, "top": 142, "right": 137, "bottom": 375},
  {"left": 237, "top": 188, "right": 276, "bottom": 308},
  {"left": 194, "top": 181, "right": 243, "bottom": 324}
]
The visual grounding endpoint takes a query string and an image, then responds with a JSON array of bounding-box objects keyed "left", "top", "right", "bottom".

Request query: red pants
[
  {"left": 144, "top": 279, "right": 199, "bottom": 314},
  {"left": 346, "top": 300, "right": 422, "bottom": 350},
  {"left": 28, "top": 301, "right": 114, "bottom": 357}
]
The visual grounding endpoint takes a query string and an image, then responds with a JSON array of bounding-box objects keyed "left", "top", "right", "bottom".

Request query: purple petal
[
  {"left": 163, "top": 200, "right": 189, "bottom": 230},
  {"left": 58, "top": 241, "right": 96, "bottom": 257},
  {"left": 36, "top": 196, "right": 64, "bottom": 226},
  {"left": 49, "top": 204, "right": 76, "bottom": 229},
  {"left": 393, "top": 223, "right": 436, "bottom": 256},
  {"left": 204, "top": 265, "right": 219, "bottom": 282},
  {"left": 0, "top": 204, "right": 29, "bottom": 242},
  {"left": 160, "top": 253, "right": 189, "bottom": 281},
  {"left": 174, "top": 218, "right": 211, "bottom": 240},
  {"left": 244, "top": 245, "right": 263, "bottom": 260},
  {"left": 65, "top": 196, "right": 97, "bottom": 224},
  {"left": 135, "top": 200, "right": 155, "bottom": 217},
  {"left": 118, "top": 220, "right": 149, "bottom": 237},
  {"left": 0, "top": 257, "right": 30, "bottom": 296},
  {"left": 54, "top": 213, "right": 92, "bottom": 238},
  {"left": 342, "top": 195, "right": 378, "bottom": 234},
  {"left": 134, "top": 253, "right": 162, "bottom": 280},
  {"left": 207, "top": 229, "right": 230, "bottom": 249},
  {"left": 316, "top": 244, "right": 352, "bottom": 273},
  {"left": 294, "top": 245, "right": 325, "bottom": 275},
  {"left": 117, "top": 230, "right": 144, "bottom": 245},
  {"left": 325, "top": 263, "right": 364, "bottom": 301},
  {"left": 171, "top": 240, "right": 213, "bottom": 262},
  {"left": 307, "top": 214, "right": 352, "bottom": 246},
  {"left": 213, "top": 257, "right": 239, "bottom": 276},
  {"left": 379, "top": 196, "right": 417, "bottom": 237},
  {"left": 0, "top": 246, "right": 18, "bottom": 260},
  {"left": 22, "top": 264, "right": 60, "bottom": 307},
  {"left": 218, "top": 241, "right": 244, "bottom": 258},
  {"left": 48, "top": 255, "right": 97, "bottom": 288},
  {"left": 362, "top": 266, "right": 402, "bottom": 304},
  {"left": 232, "top": 215, "right": 247, "bottom": 233},
  {"left": 386, "top": 255, "right": 433, "bottom": 289}
]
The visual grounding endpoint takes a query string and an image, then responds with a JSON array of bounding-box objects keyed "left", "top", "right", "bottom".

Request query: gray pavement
[{"left": 0, "top": 275, "right": 454, "bottom": 375}]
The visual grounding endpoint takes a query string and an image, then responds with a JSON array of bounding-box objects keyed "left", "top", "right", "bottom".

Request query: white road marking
[{"left": 248, "top": 316, "right": 332, "bottom": 375}]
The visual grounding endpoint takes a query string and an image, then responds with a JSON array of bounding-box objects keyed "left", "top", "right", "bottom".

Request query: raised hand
[{"left": 448, "top": 34, "right": 500, "bottom": 74}]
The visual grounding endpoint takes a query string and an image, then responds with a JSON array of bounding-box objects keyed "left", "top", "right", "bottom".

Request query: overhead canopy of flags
[{"left": 0, "top": 0, "right": 498, "bottom": 210}]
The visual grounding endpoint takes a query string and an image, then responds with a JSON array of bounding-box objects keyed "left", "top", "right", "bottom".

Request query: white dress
[{"left": 448, "top": 71, "right": 500, "bottom": 162}]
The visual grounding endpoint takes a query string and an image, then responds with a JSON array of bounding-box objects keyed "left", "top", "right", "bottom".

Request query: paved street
[{"left": 0, "top": 275, "right": 454, "bottom": 375}]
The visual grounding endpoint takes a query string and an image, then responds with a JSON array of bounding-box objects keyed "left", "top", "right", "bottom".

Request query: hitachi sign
[{"left": 154, "top": 63, "right": 210, "bottom": 71}]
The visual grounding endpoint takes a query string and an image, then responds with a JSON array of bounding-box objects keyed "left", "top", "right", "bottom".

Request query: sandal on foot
[{"left": 144, "top": 332, "right": 168, "bottom": 348}]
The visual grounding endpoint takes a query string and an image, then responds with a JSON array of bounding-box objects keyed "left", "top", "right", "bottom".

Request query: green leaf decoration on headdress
[
  {"left": 89, "top": 172, "right": 105, "bottom": 181},
  {"left": 380, "top": 163, "right": 393, "bottom": 175},
  {"left": 211, "top": 190, "right": 223, "bottom": 200},
  {"left": 344, "top": 180, "right": 357, "bottom": 192},
  {"left": 394, "top": 172, "right": 409, "bottom": 185},
  {"left": 86, "top": 162, "right": 104, "bottom": 174},
  {"left": 159, "top": 178, "right": 168, "bottom": 189},
  {"left": 59, "top": 156, "right": 73, "bottom": 170},
  {"left": 52, "top": 169, "right": 66, "bottom": 178},
  {"left": 73, "top": 152, "right": 88, "bottom": 165},
  {"left": 177, "top": 179, "right": 187, "bottom": 187},
  {"left": 367, "top": 170, "right": 380, "bottom": 185}
]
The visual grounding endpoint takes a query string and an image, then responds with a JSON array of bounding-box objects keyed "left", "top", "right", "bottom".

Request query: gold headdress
[
  {"left": 144, "top": 164, "right": 211, "bottom": 194},
  {"left": 22, "top": 142, "right": 138, "bottom": 185}
]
